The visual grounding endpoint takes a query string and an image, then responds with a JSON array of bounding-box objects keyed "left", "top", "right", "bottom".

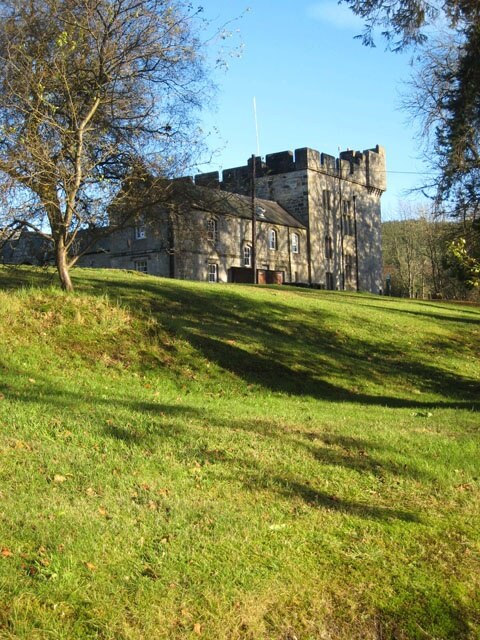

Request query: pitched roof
[{"left": 186, "top": 186, "right": 306, "bottom": 229}]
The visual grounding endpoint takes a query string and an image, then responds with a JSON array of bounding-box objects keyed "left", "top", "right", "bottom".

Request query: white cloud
[{"left": 306, "top": 2, "right": 364, "bottom": 31}]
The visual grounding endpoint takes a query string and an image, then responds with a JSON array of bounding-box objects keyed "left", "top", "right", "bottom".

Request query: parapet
[
  {"left": 192, "top": 144, "right": 386, "bottom": 192},
  {"left": 194, "top": 171, "right": 220, "bottom": 188}
]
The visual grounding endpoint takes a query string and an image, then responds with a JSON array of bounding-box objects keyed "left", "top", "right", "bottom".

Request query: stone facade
[
  {"left": 184, "top": 144, "right": 386, "bottom": 291},
  {"left": 1, "top": 145, "right": 386, "bottom": 292}
]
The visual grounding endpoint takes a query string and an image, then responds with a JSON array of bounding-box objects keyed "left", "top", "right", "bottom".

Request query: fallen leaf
[
  {"left": 98, "top": 507, "right": 108, "bottom": 516},
  {"left": 53, "top": 474, "right": 66, "bottom": 483},
  {"left": 456, "top": 483, "right": 473, "bottom": 491},
  {"left": 14, "top": 440, "right": 31, "bottom": 450},
  {"left": 1, "top": 548, "right": 13, "bottom": 558},
  {"left": 85, "top": 562, "right": 96, "bottom": 571},
  {"left": 193, "top": 622, "right": 202, "bottom": 635}
]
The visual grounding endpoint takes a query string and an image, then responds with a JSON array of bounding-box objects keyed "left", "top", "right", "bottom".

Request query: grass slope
[{"left": 0, "top": 266, "right": 478, "bottom": 639}]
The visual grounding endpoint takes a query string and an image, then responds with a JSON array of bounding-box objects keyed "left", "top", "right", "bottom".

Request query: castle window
[
  {"left": 208, "top": 263, "right": 218, "bottom": 283},
  {"left": 135, "top": 215, "right": 146, "bottom": 240},
  {"left": 244, "top": 245, "right": 252, "bottom": 267},
  {"left": 325, "top": 235, "right": 333, "bottom": 259},
  {"left": 207, "top": 218, "right": 218, "bottom": 242},
  {"left": 291, "top": 233, "right": 299, "bottom": 254},
  {"left": 269, "top": 229, "right": 277, "bottom": 250},
  {"left": 322, "top": 190, "right": 332, "bottom": 212},
  {"left": 134, "top": 259, "right": 148, "bottom": 273},
  {"left": 342, "top": 214, "right": 354, "bottom": 236}
]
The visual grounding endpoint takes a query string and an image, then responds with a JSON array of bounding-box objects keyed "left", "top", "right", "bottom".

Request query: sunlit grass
[{"left": 0, "top": 265, "right": 478, "bottom": 639}]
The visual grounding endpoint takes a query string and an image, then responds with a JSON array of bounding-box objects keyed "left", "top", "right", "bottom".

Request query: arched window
[
  {"left": 269, "top": 228, "right": 277, "bottom": 250},
  {"left": 243, "top": 245, "right": 252, "bottom": 267},
  {"left": 207, "top": 218, "right": 218, "bottom": 242},
  {"left": 291, "top": 233, "right": 299, "bottom": 254}
]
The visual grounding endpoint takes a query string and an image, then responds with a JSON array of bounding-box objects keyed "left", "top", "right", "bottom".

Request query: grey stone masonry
[
  {"left": 191, "top": 145, "right": 386, "bottom": 292},
  {"left": 1, "top": 144, "right": 386, "bottom": 293}
]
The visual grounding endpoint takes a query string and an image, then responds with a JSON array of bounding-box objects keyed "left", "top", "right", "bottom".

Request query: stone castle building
[{"left": 1, "top": 145, "right": 386, "bottom": 292}]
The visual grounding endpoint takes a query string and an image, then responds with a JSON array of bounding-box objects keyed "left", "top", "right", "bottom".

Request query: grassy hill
[{"left": 0, "top": 266, "right": 478, "bottom": 639}]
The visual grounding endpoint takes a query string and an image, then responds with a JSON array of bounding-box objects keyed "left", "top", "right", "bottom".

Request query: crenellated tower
[{"left": 192, "top": 145, "right": 386, "bottom": 292}]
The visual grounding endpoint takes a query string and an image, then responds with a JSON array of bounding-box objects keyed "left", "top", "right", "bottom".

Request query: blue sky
[{"left": 196, "top": 1, "right": 432, "bottom": 220}]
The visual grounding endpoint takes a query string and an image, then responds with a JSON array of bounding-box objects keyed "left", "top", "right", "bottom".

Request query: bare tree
[{"left": 0, "top": 0, "right": 210, "bottom": 290}]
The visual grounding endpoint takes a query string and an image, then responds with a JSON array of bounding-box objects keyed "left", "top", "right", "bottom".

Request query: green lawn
[{"left": 0, "top": 266, "right": 478, "bottom": 639}]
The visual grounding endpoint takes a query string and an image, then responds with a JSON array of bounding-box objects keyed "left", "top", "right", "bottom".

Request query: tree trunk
[{"left": 55, "top": 237, "right": 73, "bottom": 291}]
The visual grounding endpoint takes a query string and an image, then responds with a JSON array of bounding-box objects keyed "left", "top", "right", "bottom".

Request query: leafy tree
[
  {"left": 342, "top": 0, "right": 480, "bottom": 288},
  {"left": 342, "top": 1, "right": 480, "bottom": 215},
  {"left": 0, "top": 0, "right": 209, "bottom": 290},
  {"left": 445, "top": 229, "right": 480, "bottom": 289}
]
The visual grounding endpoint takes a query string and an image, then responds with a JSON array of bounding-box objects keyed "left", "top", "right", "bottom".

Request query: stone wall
[
  {"left": 184, "top": 145, "right": 385, "bottom": 292},
  {"left": 77, "top": 206, "right": 310, "bottom": 285},
  {"left": 2, "top": 144, "right": 385, "bottom": 293}
]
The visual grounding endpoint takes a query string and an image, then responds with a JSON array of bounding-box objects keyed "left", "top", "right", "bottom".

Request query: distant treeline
[{"left": 382, "top": 216, "right": 479, "bottom": 302}]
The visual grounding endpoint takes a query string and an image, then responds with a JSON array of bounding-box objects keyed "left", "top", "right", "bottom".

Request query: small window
[
  {"left": 269, "top": 229, "right": 277, "bottom": 250},
  {"left": 244, "top": 245, "right": 252, "bottom": 267},
  {"left": 343, "top": 212, "right": 354, "bottom": 236},
  {"left": 208, "top": 263, "right": 218, "bottom": 283},
  {"left": 291, "top": 233, "right": 299, "bottom": 254},
  {"left": 322, "top": 190, "right": 331, "bottom": 212},
  {"left": 134, "top": 259, "right": 148, "bottom": 273},
  {"left": 135, "top": 215, "right": 146, "bottom": 240},
  {"left": 207, "top": 218, "right": 218, "bottom": 242},
  {"left": 325, "top": 235, "right": 333, "bottom": 259}
]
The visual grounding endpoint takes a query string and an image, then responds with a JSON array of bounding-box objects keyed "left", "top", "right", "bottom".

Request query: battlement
[{"left": 192, "top": 145, "right": 386, "bottom": 193}]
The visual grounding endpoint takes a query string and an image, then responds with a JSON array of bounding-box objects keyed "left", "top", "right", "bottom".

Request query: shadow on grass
[
  {"left": 3, "top": 269, "right": 480, "bottom": 411},
  {"left": 357, "top": 301, "right": 480, "bottom": 325},
  {"left": 273, "top": 478, "right": 420, "bottom": 522},
  {"left": 377, "top": 595, "right": 474, "bottom": 640},
  {"left": 82, "top": 274, "right": 479, "bottom": 409},
  {"left": 0, "top": 265, "right": 57, "bottom": 289},
  {"left": 0, "top": 368, "right": 425, "bottom": 524}
]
